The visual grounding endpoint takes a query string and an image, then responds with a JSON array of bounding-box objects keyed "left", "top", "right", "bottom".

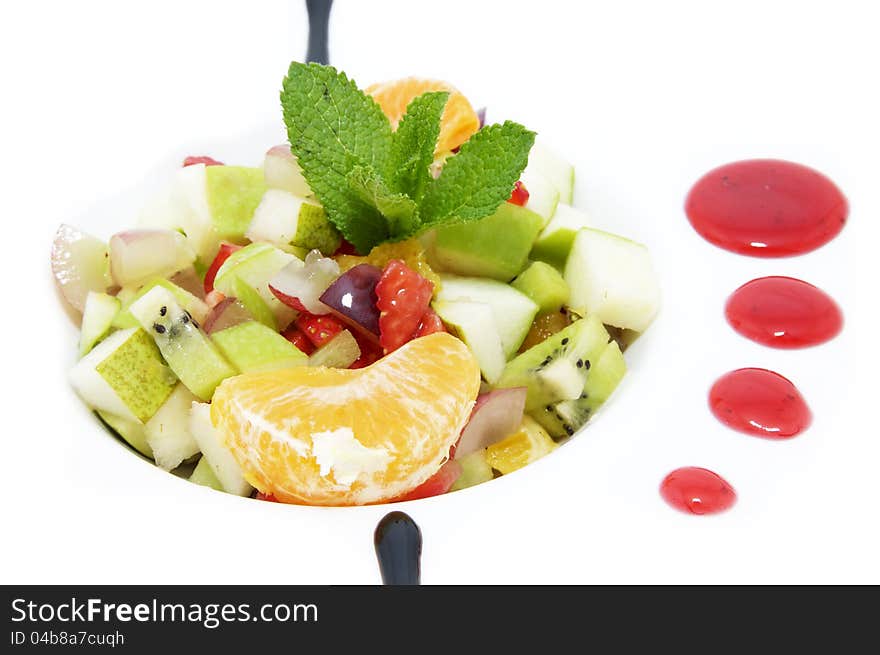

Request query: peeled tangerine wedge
[{"left": 211, "top": 333, "right": 481, "bottom": 506}]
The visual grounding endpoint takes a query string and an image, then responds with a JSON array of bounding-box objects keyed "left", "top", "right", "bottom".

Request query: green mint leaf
[
  {"left": 348, "top": 166, "right": 420, "bottom": 237},
  {"left": 280, "top": 62, "right": 393, "bottom": 253},
  {"left": 387, "top": 91, "right": 449, "bottom": 203},
  {"left": 420, "top": 121, "right": 536, "bottom": 227}
]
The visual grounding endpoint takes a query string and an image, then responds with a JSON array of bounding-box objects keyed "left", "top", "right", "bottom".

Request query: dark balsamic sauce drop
[{"left": 374, "top": 511, "right": 422, "bottom": 585}]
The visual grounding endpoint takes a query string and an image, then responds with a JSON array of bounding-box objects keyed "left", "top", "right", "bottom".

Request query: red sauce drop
[
  {"left": 685, "top": 159, "right": 847, "bottom": 257},
  {"left": 725, "top": 276, "right": 843, "bottom": 348},
  {"left": 660, "top": 467, "right": 737, "bottom": 515},
  {"left": 709, "top": 368, "right": 811, "bottom": 439}
]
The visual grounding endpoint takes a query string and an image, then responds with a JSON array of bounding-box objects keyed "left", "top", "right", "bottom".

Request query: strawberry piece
[
  {"left": 414, "top": 308, "right": 446, "bottom": 338},
  {"left": 255, "top": 491, "right": 278, "bottom": 502},
  {"left": 296, "top": 312, "right": 345, "bottom": 348},
  {"left": 509, "top": 180, "right": 529, "bottom": 206},
  {"left": 375, "top": 259, "right": 434, "bottom": 354},
  {"left": 394, "top": 461, "right": 462, "bottom": 502},
  {"left": 203, "top": 242, "right": 242, "bottom": 294},
  {"left": 183, "top": 155, "right": 224, "bottom": 167},
  {"left": 281, "top": 325, "right": 316, "bottom": 355}
]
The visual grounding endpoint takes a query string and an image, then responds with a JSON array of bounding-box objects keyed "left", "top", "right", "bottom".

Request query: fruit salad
[{"left": 52, "top": 63, "right": 660, "bottom": 506}]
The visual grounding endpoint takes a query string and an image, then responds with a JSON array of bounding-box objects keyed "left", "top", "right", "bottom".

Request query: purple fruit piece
[
  {"left": 455, "top": 387, "right": 527, "bottom": 459},
  {"left": 203, "top": 297, "right": 253, "bottom": 334},
  {"left": 476, "top": 107, "right": 487, "bottom": 128},
  {"left": 319, "top": 264, "right": 382, "bottom": 343}
]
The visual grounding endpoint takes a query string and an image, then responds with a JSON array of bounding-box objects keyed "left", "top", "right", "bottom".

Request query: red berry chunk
[
  {"left": 375, "top": 260, "right": 434, "bottom": 354},
  {"left": 508, "top": 180, "right": 529, "bottom": 206},
  {"left": 183, "top": 155, "right": 224, "bottom": 167},
  {"left": 296, "top": 312, "right": 345, "bottom": 348},
  {"left": 281, "top": 325, "right": 315, "bottom": 355},
  {"left": 333, "top": 239, "right": 360, "bottom": 256},
  {"left": 255, "top": 491, "right": 278, "bottom": 502},
  {"left": 203, "top": 242, "right": 242, "bottom": 294},
  {"left": 414, "top": 308, "right": 446, "bottom": 338},
  {"left": 394, "top": 461, "right": 462, "bottom": 502}
]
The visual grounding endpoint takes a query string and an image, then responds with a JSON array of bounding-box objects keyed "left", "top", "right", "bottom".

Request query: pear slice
[
  {"left": 79, "top": 292, "right": 120, "bottom": 357},
  {"left": 70, "top": 327, "right": 176, "bottom": 423},
  {"left": 246, "top": 189, "right": 340, "bottom": 254},
  {"left": 96, "top": 410, "right": 153, "bottom": 458},
  {"left": 205, "top": 165, "right": 267, "bottom": 241},
  {"left": 143, "top": 383, "right": 201, "bottom": 471},
  {"left": 189, "top": 457, "right": 223, "bottom": 491},
  {"left": 189, "top": 402, "right": 253, "bottom": 497}
]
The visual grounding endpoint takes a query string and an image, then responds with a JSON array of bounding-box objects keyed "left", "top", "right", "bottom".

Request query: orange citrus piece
[
  {"left": 211, "top": 333, "right": 481, "bottom": 506},
  {"left": 366, "top": 78, "right": 480, "bottom": 154},
  {"left": 336, "top": 238, "right": 441, "bottom": 292}
]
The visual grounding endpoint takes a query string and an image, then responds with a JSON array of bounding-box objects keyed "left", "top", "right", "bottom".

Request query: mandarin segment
[
  {"left": 210, "top": 333, "right": 480, "bottom": 505},
  {"left": 366, "top": 78, "right": 481, "bottom": 154}
]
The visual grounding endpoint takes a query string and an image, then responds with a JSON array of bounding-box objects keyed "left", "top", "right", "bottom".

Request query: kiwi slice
[
  {"left": 533, "top": 340, "right": 627, "bottom": 438},
  {"left": 496, "top": 315, "right": 610, "bottom": 413}
]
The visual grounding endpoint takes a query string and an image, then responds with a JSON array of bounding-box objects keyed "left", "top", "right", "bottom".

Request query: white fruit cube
[{"left": 565, "top": 228, "right": 660, "bottom": 332}]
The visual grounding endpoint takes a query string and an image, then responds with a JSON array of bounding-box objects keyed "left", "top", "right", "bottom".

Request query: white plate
[{"left": 6, "top": 0, "right": 879, "bottom": 583}]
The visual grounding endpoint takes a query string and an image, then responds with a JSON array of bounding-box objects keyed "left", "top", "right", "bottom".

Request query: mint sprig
[{"left": 281, "top": 62, "right": 535, "bottom": 253}]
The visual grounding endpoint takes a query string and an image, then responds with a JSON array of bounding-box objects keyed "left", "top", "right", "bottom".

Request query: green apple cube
[
  {"left": 212, "top": 321, "right": 308, "bottom": 372},
  {"left": 175, "top": 164, "right": 222, "bottom": 262},
  {"left": 113, "top": 278, "right": 209, "bottom": 329},
  {"left": 230, "top": 276, "right": 276, "bottom": 330},
  {"left": 511, "top": 262, "right": 570, "bottom": 314},
  {"left": 432, "top": 203, "right": 544, "bottom": 281},
  {"left": 264, "top": 144, "right": 313, "bottom": 197},
  {"left": 79, "top": 292, "right": 120, "bottom": 357},
  {"left": 435, "top": 275, "right": 538, "bottom": 358},
  {"left": 205, "top": 165, "right": 267, "bottom": 241},
  {"left": 530, "top": 203, "right": 592, "bottom": 270},
  {"left": 527, "top": 142, "right": 575, "bottom": 204},
  {"left": 565, "top": 228, "right": 660, "bottom": 332},
  {"left": 246, "top": 189, "right": 340, "bottom": 255},
  {"left": 450, "top": 450, "right": 494, "bottom": 491},
  {"left": 189, "top": 402, "right": 253, "bottom": 496},
  {"left": 213, "top": 242, "right": 300, "bottom": 329},
  {"left": 70, "top": 327, "right": 177, "bottom": 423},
  {"left": 128, "top": 286, "right": 237, "bottom": 401},
  {"left": 519, "top": 167, "right": 560, "bottom": 226},
  {"left": 432, "top": 299, "right": 505, "bottom": 384},
  {"left": 144, "top": 383, "right": 201, "bottom": 470},
  {"left": 96, "top": 410, "right": 153, "bottom": 458},
  {"left": 189, "top": 456, "right": 224, "bottom": 491}
]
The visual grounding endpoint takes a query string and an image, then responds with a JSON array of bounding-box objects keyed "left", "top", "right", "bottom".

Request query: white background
[{"left": 1, "top": 0, "right": 878, "bottom": 584}]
